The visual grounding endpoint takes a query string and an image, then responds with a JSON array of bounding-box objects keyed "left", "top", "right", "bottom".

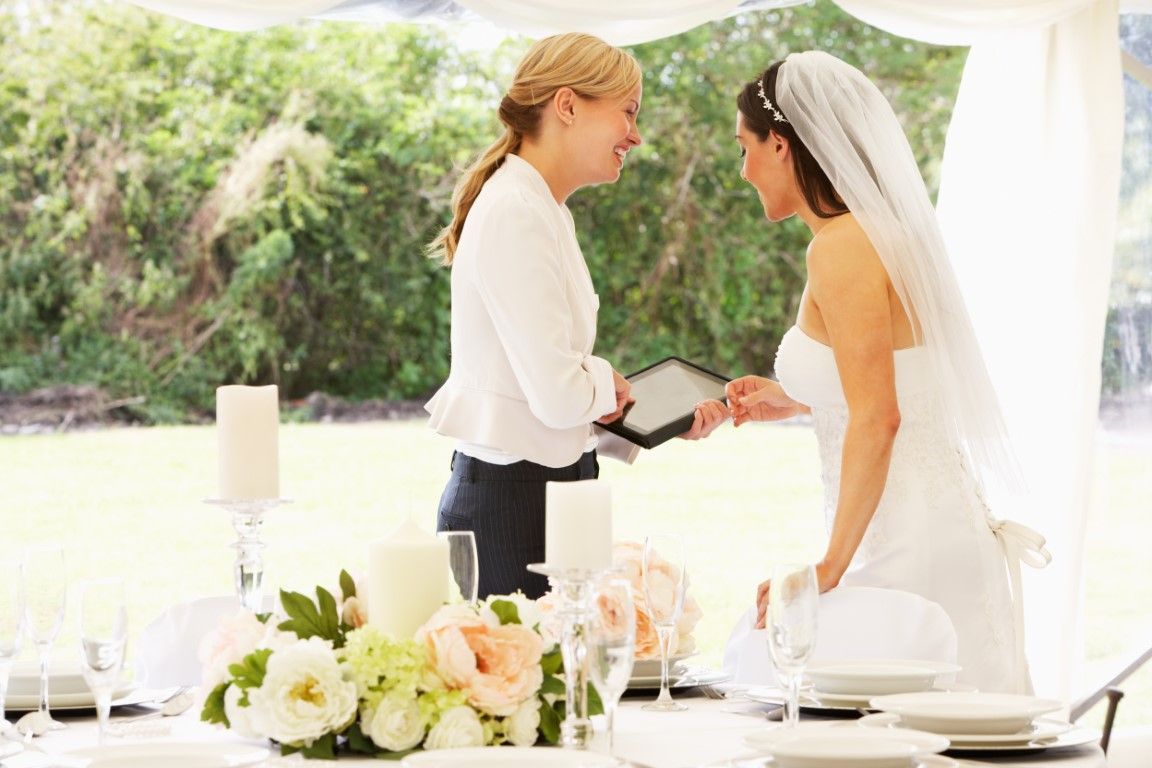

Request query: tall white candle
[
  {"left": 367, "top": 518, "right": 450, "bottom": 638},
  {"left": 216, "top": 385, "right": 280, "bottom": 501},
  {"left": 545, "top": 480, "right": 612, "bottom": 570}
]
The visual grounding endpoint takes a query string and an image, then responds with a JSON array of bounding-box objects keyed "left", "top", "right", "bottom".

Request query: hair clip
[{"left": 757, "top": 79, "right": 788, "bottom": 123}]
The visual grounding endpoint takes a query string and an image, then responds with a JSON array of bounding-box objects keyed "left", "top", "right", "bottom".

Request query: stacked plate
[
  {"left": 627, "top": 654, "right": 729, "bottom": 691},
  {"left": 747, "top": 659, "right": 964, "bottom": 712},
  {"left": 864, "top": 692, "right": 1099, "bottom": 753},
  {"left": 744, "top": 722, "right": 956, "bottom": 768},
  {"left": 4, "top": 664, "right": 144, "bottom": 712}
]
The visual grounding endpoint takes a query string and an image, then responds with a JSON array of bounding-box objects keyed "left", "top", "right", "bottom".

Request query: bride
[{"left": 719, "top": 51, "right": 1043, "bottom": 694}]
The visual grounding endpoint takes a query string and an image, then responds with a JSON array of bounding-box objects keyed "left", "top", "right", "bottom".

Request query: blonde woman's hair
[{"left": 427, "top": 33, "right": 642, "bottom": 265}]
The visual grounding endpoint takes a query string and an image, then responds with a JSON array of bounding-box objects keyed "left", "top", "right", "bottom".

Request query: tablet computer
[{"left": 597, "top": 356, "right": 730, "bottom": 449}]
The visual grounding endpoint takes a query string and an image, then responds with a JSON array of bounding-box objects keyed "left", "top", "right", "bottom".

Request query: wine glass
[
  {"left": 438, "top": 531, "right": 479, "bottom": 605},
  {"left": 588, "top": 576, "right": 635, "bottom": 757},
  {"left": 77, "top": 577, "right": 128, "bottom": 745},
  {"left": 22, "top": 544, "right": 67, "bottom": 732},
  {"left": 0, "top": 555, "right": 24, "bottom": 730},
  {"left": 641, "top": 534, "right": 687, "bottom": 712},
  {"left": 766, "top": 563, "right": 819, "bottom": 728}
]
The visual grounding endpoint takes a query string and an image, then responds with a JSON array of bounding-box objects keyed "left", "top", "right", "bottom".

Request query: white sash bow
[{"left": 988, "top": 518, "right": 1052, "bottom": 693}]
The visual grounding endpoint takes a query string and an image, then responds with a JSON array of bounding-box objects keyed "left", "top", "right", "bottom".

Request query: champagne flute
[
  {"left": 0, "top": 556, "right": 24, "bottom": 730},
  {"left": 77, "top": 577, "right": 128, "bottom": 745},
  {"left": 641, "top": 534, "right": 687, "bottom": 712},
  {"left": 766, "top": 563, "right": 819, "bottom": 728},
  {"left": 438, "top": 531, "right": 479, "bottom": 606},
  {"left": 22, "top": 544, "right": 67, "bottom": 731},
  {"left": 588, "top": 577, "right": 635, "bottom": 757}
]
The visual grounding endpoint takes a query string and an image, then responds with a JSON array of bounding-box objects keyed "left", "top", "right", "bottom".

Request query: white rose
[
  {"left": 363, "top": 694, "right": 425, "bottom": 752},
  {"left": 198, "top": 610, "right": 268, "bottom": 690},
  {"left": 223, "top": 683, "right": 267, "bottom": 739},
  {"left": 248, "top": 637, "right": 358, "bottom": 747},
  {"left": 424, "top": 706, "right": 485, "bottom": 750},
  {"left": 482, "top": 592, "right": 542, "bottom": 631},
  {"left": 505, "top": 698, "right": 541, "bottom": 747}
]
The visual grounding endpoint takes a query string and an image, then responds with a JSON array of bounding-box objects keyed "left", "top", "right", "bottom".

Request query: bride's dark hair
[{"left": 737, "top": 61, "right": 848, "bottom": 219}]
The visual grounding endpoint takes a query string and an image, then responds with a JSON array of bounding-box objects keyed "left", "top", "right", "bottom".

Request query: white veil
[{"left": 775, "top": 51, "right": 1018, "bottom": 490}]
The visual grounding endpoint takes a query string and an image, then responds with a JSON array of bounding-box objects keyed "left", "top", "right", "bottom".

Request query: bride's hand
[
  {"left": 679, "top": 399, "right": 729, "bottom": 440},
  {"left": 754, "top": 578, "right": 772, "bottom": 629},
  {"left": 726, "top": 376, "right": 802, "bottom": 426},
  {"left": 754, "top": 561, "right": 843, "bottom": 628}
]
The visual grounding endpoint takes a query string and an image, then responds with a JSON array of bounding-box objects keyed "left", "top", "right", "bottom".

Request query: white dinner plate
[
  {"left": 8, "top": 666, "right": 95, "bottom": 697},
  {"left": 401, "top": 746, "right": 619, "bottom": 767},
  {"left": 937, "top": 726, "right": 1101, "bottom": 754},
  {"left": 67, "top": 742, "right": 269, "bottom": 768},
  {"left": 807, "top": 660, "right": 960, "bottom": 697},
  {"left": 4, "top": 682, "right": 147, "bottom": 712},
  {"left": 859, "top": 712, "right": 1071, "bottom": 745},
  {"left": 744, "top": 721, "right": 950, "bottom": 755},
  {"left": 631, "top": 653, "right": 695, "bottom": 678},
  {"left": 868, "top": 692, "right": 1063, "bottom": 735},
  {"left": 745, "top": 683, "right": 971, "bottom": 712},
  {"left": 627, "top": 668, "right": 730, "bottom": 690},
  {"left": 734, "top": 754, "right": 958, "bottom": 768}
]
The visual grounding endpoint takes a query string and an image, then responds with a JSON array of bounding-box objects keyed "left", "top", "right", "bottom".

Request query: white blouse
[{"left": 424, "top": 154, "right": 617, "bottom": 469}]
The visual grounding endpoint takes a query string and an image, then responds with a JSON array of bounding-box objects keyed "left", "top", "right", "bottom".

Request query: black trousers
[{"left": 436, "top": 450, "right": 599, "bottom": 599}]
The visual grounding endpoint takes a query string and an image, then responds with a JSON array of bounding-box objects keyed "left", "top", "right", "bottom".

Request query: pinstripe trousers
[{"left": 436, "top": 450, "right": 599, "bottom": 599}]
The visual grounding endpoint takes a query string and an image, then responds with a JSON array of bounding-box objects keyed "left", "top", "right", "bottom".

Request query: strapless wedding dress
[{"left": 775, "top": 325, "right": 1025, "bottom": 693}]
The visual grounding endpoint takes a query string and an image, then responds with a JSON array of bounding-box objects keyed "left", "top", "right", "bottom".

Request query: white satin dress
[{"left": 774, "top": 325, "right": 1025, "bottom": 693}]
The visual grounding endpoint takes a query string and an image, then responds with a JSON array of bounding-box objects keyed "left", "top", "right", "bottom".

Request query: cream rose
[
  {"left": 505, "top": 698, "right": 541, "bottom": 747},
  {"left": 198, "top": 610, "right": 268, "bottom": 690},
  {"left": 363, "top": 694, "right": 425, "bottom": 752},
  {"left": 424, "top": 706, "right": 484, "bottom": 750},
  {"left": 341, "top": 595, "right": 368, "bottom": 629},
  {"left": 247, "top": 637, "right": 358, "bottom": 747},
  {"left": 223, "top": 683, "right": 267, "bottom": 739}
]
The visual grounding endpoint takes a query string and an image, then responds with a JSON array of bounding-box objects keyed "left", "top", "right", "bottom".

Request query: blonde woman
[{"left": 426, "top": 34, "right": 725, "bottom": 599}]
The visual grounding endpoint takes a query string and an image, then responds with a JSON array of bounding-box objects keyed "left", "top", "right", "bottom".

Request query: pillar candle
[
  {"left": 216, "top": 384, "right": 280, "bottom": 501},
  {"left": 367, "top": 518, "right": 450, "bottom": 638},
  {"left": 545, "top": 480, "right": 612, "bottom": 570}
]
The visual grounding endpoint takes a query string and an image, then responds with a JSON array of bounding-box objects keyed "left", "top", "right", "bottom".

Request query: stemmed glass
[
  {"left": 22, "top": 544, "right": 67, "bottom": 732},
  {"left": 438, "top": 531, "right": 479, "bottom": 605},
  {"left": 641, "top": 534, "right": 687, "bottom": 712},
  {"left": 77, "top": 577, "right": 128, "bottom": 746},
  {"left": 588, "top": 577, "right": 635, "bottom": 757},
  {"left": 766, "top": 563, "right": 819, "bottom": 728},
  {"left": 0, "top": 556, "right": 24, "bottom": 731}
]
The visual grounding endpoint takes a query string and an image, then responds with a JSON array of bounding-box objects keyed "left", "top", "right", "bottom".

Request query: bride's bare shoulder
[{"left": 806, "top": 213, "right": 882, "bottom": 276}]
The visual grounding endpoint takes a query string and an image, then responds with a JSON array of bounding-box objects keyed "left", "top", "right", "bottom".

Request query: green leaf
[
  {"left": 339, "top": 569, "right": 357, "bottom": 600},
  {"left": 345, "top": 722, "right": 377, "bottom": 755},
  {"left": 488, "top": 599, "right": 521, "bottom": 625},
  {"left": 540, "top": 648, "right": 562, "bottom": 676},
  {"left": 277, "top": 588, "right": 338, "bottom": 642},
  {"left": 587, "top": 681, "right": 604, "bottom": 717},
  {"left": 539, "top": 676, "right": 565, "bottom": 696},
  {"left": 316, "top": 585, "right": 343, "bottom": 647},
  {"left": 538, "top": 699, "right": 561, "bottom": 744},
  {"left": 200, "top": 682, "right": 230, "bottom": 726},
  {"left": 228, "top": 648, "right": 273, "bottom": 706},
  {"left": 300, "top": 733, "right": 338, "bottom": 760}
]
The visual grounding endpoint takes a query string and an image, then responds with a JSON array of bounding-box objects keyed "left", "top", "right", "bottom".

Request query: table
[{"left": 5, "top": 695, "right": 1106, "bottom": 768}]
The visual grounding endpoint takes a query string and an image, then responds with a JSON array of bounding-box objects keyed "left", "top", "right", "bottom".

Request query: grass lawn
[{"left": 1, "top": 419, "right": 1149, "bottom": 727}]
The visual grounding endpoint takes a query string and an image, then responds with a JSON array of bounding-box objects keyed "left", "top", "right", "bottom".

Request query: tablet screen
[{"left": 617, "top": 358, "right": 728, "bottom": 436}]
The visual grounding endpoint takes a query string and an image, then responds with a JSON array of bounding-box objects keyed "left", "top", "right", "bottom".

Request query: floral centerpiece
[
  {"left": 199, "top": 571, "right": 600, "bottom": 759},
  {"left": 608, "top": 542, "right": 703, "bottom": 660}
]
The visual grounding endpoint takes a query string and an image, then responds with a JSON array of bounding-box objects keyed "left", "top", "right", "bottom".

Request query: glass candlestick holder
[
  {"left": 204, "top": 498, "right": 290, "bottom": 612},
  {"left": 528, "top": 563, "right": 617, "bottom": 751}
]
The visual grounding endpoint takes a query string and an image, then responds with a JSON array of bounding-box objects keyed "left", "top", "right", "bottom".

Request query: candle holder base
[{"left": 204, "top": 498, "right": 291, "bottom": 612}]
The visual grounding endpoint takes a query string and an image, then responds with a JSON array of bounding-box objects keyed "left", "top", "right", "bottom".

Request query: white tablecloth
[{"left": 8, "top": 695, "right": 1106, "bottom": 768}]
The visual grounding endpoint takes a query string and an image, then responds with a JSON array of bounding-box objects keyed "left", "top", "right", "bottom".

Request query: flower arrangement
[
  {"left": 199, "top": 571, "right": 598, "bottom": 759},
  {"left": 610, "top": 542, "right": 703, "bottom": 660}
]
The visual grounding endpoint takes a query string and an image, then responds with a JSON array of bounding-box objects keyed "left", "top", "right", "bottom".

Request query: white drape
[{"left": 118, "top": 0, "right": 1139, "bottom": 699}]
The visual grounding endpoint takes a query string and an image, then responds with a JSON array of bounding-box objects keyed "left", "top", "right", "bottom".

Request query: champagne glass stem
[
  {"left": 655, "top": 625, "right": 673, "bottom": 704},
  {"left": 37, "top": 643, "right": 51, "bottom": 719},
  {"left": 0, "top": 659, "right": 10, "bottom": 726},
  {"left": 605, "top": 701, "right": 616, "bottom": 754},
  {"left": 784, "top": 669, "right": 801, "bottom": 728},
  {"left": 94, "top": 689, "right": 112, "bottom": 746}
]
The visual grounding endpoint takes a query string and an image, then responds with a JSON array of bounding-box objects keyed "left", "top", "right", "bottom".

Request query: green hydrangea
[{"left": 338, "top": 626, "right": 432, "bottom": 709}]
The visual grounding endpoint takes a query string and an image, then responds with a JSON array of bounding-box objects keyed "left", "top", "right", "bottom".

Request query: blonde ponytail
[{"left": 427, "top": 33, "right": 641, "bottom": 266}]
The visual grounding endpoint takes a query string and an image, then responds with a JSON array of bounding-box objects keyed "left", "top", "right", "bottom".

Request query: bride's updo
[{"left": 737, "top": 62, "right": 847, "bottom": 219}]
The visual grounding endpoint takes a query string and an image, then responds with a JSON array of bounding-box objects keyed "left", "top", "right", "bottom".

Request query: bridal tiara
[{"left": 757, "top": 78, "right": 788, "bottom": 123}]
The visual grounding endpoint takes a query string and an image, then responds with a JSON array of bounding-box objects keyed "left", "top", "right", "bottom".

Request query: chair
[
  {"left": 135, "top": 595, "right": 251, "bottom": 688},
  {"left": 722, "top": 586, "right": 959, "bottom": 685}
]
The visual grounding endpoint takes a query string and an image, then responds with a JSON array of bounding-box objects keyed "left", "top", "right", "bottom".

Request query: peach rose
[
  {"left": 419, "top": 606, "right": 544, "bottom": 716},
  {"left": 198, "top": 609, "right": 268, "bottom": 689},
  {"left": 633, "top": 603, "right": 660, "bottom": 658},
  {"left": 341, "top": 596, "right": 368, "bottom": 629}
]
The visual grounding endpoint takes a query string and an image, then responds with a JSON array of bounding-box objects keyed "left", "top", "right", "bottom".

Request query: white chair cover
[
  {"left": 135, "top": 596, "right": 251, "bottom": 687},
  {"left": 722, "top": 586, "right": 958, "bottom": 685}
]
